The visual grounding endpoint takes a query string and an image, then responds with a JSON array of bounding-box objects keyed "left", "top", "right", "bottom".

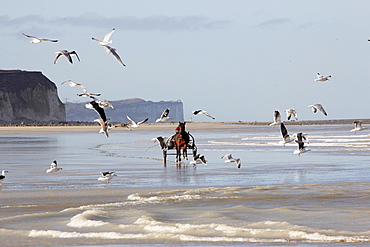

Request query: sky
[{"left": 1, "top": 0, "right": 370, "bottom": 122}]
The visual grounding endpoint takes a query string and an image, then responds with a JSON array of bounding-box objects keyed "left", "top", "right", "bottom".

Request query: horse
[{"left": 174, "top": 122, "right": 190, "bottom": 162}]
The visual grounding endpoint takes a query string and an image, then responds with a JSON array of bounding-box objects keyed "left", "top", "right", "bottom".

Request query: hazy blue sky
[{"left": 1, "top": 0, "right": 370, "bottom": 122}]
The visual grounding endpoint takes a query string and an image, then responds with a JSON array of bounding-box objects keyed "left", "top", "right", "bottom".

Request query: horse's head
[{"left": 178, "top": 122, "right": 186, "bottom": 131}]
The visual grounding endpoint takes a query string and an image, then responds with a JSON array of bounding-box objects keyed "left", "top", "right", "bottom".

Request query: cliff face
[
  {"left": 66, "top": 98, "right": 184, "bottom": 123},
  {"left": 0, "top": 70, "right": 65, "bottom": 124}
]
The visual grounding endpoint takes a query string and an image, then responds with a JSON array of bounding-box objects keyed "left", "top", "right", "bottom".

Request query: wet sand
[{"left": 0, "top": 119, "right": 367, "bottom": 134}]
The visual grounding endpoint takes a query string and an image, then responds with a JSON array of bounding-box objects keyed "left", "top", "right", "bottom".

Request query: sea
[{"left": 0, "top": 123, "right": 369, "bottom": 246}]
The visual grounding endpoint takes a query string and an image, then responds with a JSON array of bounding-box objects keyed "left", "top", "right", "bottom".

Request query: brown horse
[{"left": 174, "top": 122, "right": 190, "bottom": 162}]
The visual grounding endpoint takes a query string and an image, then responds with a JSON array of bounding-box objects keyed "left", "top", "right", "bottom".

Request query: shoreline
[{"left": 0, "top": 119, "right": 366, "bottom": 134}]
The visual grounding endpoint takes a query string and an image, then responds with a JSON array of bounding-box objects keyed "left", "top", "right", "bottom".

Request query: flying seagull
[
  {"left": 279, "top": 122, "right": 295, "bottom": 146},
  {"left": 192, "top": 110, "right": 215, "bottom": 120},
  {"left": 285, "top": 109, "right": 298, "bottom": 120},
  {"left": 22, "top": 33, "right": 58, "bottom": 43},
  {"left": 292, "top": 132, "right": 309, "bottom": 144},
  {"left": 54, "top": 50, "right": 80, "bottom": 64},
  {"left": 46, "top": 160, "right": 62, "bottom": 174},
  {"left": 221, "top": 154, "right": 241, "bottom": 169},
  {"left": 308, "top": 104, "right": 327, "bottom": 116},
  {"left": 127, "top": 115, "right": 148, "bottom": 128},
  {"left": 351, "top": 121, "right": 366, "bottom": 134},
  {"left": 103, "top": 45, "right": 126, "bottom": 67},
  {"left": 86, "top": 100, "right": 107, "bottom": 122},
  {"left": 98, "top": 172, "right": 117, "bottom": 183},
  {"left": 314, "top": 73, "right": 331, "bottom": 82},
  {"left": 0, "top": 170, "right": 8, "bottom": 183},
  {"left": 152, "top": 136, "right": 167, "bottom": 149},
  {"left": 93, "top": 118, "right": 109, "bottom": 138},
  {"left": 190, "top": 154, "right": 207, "bottom": 167},
  {"left": 114, "top": 123, "right": 132, "bottom": 131},
  {"left": 156, "top": 108, "right": 171, "bottom": 122},
  {"left": 293, "top": 133, "right": 311, "bottom": 156},
  {"left": 269, "top": 110, "right": 281, "bottom": 127},
  {"left": 90, "top": 96, "right": 115, "bottom": 109},
  {"left": 61, "top": 80, "right": 101, "bottom": 97},
  {"left": 92, "top": 28, "right": 115, "bottom": 46}
]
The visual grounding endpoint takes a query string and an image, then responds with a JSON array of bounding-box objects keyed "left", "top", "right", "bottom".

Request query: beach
[{"left": 0, "top": 122, "right": 369, "bottom": 246}]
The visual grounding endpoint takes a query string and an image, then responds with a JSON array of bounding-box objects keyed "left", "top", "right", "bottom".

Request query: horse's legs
[
  {"left": 175, "top": 146, "right": 181, "bottom": 163},
  {"left": 182, "top": 147, "right": 188, "bottom": 160}
]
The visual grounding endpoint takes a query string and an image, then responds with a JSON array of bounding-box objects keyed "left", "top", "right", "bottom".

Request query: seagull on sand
[
  {"left": 127, "top": 115, "right": 148, "bottom": 128},
  {"left": 156, "top": 108, "right": 171, "bottom": 123},
  {"left": 0, "top": 170, "right": 8, "bottom": 183},
  {"left": 103, "top": 45, "right": 126, "bottom": 67},
  {"left": 221, "top": 154, "right": 241, "bottom": 169},
  {"left": 46, "top": 160, "right": 62, "bottom": 174},
  {"left": 98, "top": 172, "right": 117, "bottom": 183},
  {"left": 61, "top": 80, "right": 101, "bottom": 97},
  {"left": 279, "top": 122, "right": 295, "bottom": 146},
  {"left": 314, "top": 73, "right": 331, "bottom": 82},
  {"left": 192, "top": 110, "right": 215, "bottom": 120},
  {"left": 293, "top": 133, "right": 311, "bottom": 157},
  {"left": 190, "top": 154, "right": 207, "bottom": 167},
  {"left": 269, "top": 110, "right": 281, "bottom": 127},
  {"left": 90, "top": 96, "right": 114, "bottom": 109},
  {"left": 308, "top": 104, "right": 327, "bottom": 116},
  {"left": 92, "top": 28, "right": 115, "bottom": 46},
  {"left": 285, "top": 109, "right": 298, "bottom": 121},
  {"left": 351, "top": 121, "right": 366, "bottom": 134},
  {"left": 54, "top": 50, "right": 80, "bottom": 64},
  {"left": 22, "top": 33, "right": 58, "bottom": 43}
]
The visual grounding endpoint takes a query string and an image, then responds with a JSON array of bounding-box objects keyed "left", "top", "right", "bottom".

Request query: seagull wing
[
  {"left": 298, "top": 141, "right": 305, "bottom": 150},
  {"left": 221, "top": 154, "right": 233, "bottom": 159},
  {"left": 317, "top": 73, "right": 323, "bottom": 79},
  {"left": 100, "top": 172, "right": 109, "bottom": 177},
  {"left": 22, "top": 33, "right": 37, "bottom": 39},
  {"left": 236, "top": 159, "right": 241, "bottom": 169},
  {"left": 295, "top": 133, "right": 303, "bottom": 142},
  {"left": 92, "top": 37, "right": 104, "bottom": 43},
  {"left": 90, "top": 101, "right": 107, "bottom": 122},
  {"left": 42, "top": 38, "right": 58, "bottom": 42},
  {"left": 308, "top": 105, "right": 317, "bottom": 113},
  {"left": 138, "top": 118, "right": 149, "bottom": 125},
  {"left": 50, "top": 160, "right": 57, "bottom": 168},
  {"left": 192, "top": 110, "right": 201, "bottom": 115},
  {"left": 126, "top": 115, "right": 136, "bottom": 125},
  {"left": 292, "top": 110, "right": 298, "bottom": 120},
  {"left": 94, "top": 118, "right": 109, "bottom": 137},
  {"left": 105, "top": 46, "right": 125, "bottom": 66},
  {"left": 354, "top": 121, "right": 362, "bottom": 129},
  {"left": 285, "top": 110, "right": 292, "bottom": 120},
  {"left": 315, "top": 104, "right": 327, "bottom": 116},
  {"left": 75, "top": 83, "right": 87, "bottom": 93},
  {"left": 54, "top": 52, "right": 63, "bottom": 64},
  {"left": 62, "top": 51, "right": 73, "bottom": 64},
  {"left": 199, "top": 155, "right": 207, "bottom": 165},
  {"left": 280, "top": 123, "right": 289, "bottom": 138},
  {"left": 103, "top": 28, "right": 115, "bottom": 42},
  {"left": 70, "top": 51, "right": 80, "bottom": 62},
  {"left": 162, "top": 108, "right": 170, "bottom": 118},
  {"left": 274, "top": 110, "right": 281, "bottom": 122},
  {"left": 204, "top": 111, "right": 215, "bottom": 119}
]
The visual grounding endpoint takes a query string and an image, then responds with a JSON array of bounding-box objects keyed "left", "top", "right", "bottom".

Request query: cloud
[
  {"left": 254, "top": 18, "right": 291, "bottom": 28},
  {"left": 0, "top": 13, "right": 232, "bottom": 32}
]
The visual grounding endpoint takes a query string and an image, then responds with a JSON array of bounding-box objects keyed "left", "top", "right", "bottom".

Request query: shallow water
[{"left": 0, "top": 124, "right": 369, "bottom": 246}]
